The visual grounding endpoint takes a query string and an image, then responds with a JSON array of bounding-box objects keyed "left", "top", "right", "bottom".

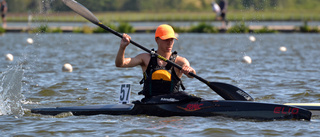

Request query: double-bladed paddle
[{"left": 62, "top": 0, "right": 254, "bottom": 101}]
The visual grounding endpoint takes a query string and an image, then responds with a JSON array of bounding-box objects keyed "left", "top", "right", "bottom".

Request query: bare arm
[
  {"left": 115, "top": 33, "right": 146, "bottom": 68},
  {"left": 175, "top": 56, "right": 196, "bottom": 78}
]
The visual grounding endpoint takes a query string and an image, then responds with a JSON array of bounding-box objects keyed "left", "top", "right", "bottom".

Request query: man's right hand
[{"left": 120, "top": 33, "right": 131, "bottom": 49}]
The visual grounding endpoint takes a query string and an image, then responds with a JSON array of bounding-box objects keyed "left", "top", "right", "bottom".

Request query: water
[{"left": 0, "top": 33, "right": 320, "bottom": 136}]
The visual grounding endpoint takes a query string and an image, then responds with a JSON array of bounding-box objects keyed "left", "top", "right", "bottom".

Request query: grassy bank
[
  {"left": 9, "top": 21, "right": 317, "bottom": 34},
  {"left": 6, "top": 10, "right": 320, "bottom": 22}
]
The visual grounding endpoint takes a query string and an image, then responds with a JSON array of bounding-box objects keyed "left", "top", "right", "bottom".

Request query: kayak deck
[{"left": 31, "top": 100, "right": 312, "bottom": 121}]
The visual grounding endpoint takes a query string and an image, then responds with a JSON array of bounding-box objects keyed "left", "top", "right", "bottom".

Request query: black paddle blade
[
  {"left": 62, "top": 0, "right": 100, "bottom": 25},
  {"left": 209, "top": 82, "right": 254, "bottom": 101}
]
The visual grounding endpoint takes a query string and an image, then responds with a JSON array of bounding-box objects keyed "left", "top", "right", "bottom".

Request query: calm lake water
[{"left": 0, "top": 33, "right": 320, "bottom": 136}]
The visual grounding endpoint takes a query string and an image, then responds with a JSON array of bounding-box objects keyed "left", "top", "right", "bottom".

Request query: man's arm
[
  {"left": 115, "top": 33, "right": 145, "bottom": 68},
  {"left": 175, "top": 56, "right": 196, "bottom": 78},
  {"left": 115, "top": 52, "right": 145, "bottom": 68}
]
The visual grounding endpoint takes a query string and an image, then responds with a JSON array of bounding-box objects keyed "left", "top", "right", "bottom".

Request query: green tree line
[{"left": 5, "top": 0, "right": 320, "bottom": 13}]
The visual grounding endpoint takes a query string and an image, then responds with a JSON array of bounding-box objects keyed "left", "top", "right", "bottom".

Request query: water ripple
[{"left": 0, "top": 33, "right": 319, "bottom": 136}]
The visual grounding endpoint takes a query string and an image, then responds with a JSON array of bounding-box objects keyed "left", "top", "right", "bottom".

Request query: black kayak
[{"left": 31, "top": 100, "right": 312, "bottom": 121}]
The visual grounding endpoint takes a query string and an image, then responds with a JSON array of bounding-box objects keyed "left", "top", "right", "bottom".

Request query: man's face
[{"left": 156, "top": 38, "right": 174, "bottom": 53}]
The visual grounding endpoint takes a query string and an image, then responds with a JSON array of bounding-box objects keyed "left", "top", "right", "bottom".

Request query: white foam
[{"left": 0, "top": 67, "right": 25, "bottom": 116}]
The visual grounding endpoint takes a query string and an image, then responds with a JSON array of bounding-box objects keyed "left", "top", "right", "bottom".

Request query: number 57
[{"left": 119, "top": 84, "right": 131, "bottom": 104}]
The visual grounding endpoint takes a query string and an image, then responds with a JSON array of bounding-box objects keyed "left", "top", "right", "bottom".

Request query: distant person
[
  {"left": 211, "top": 1, "right": 221, "bottom": 14},
  {"left": 212, "top": 0, "right": 228, "bottom": 29},
  {"left": 1, "top": 0, "right": 7, "bottom": 28},
  {"left": 218, "top": 0, "right": 228, "bottom": 29}
]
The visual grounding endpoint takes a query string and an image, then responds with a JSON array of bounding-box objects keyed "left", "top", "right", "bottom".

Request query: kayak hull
[{"left": 31, "top": 100, "right": 312, "bottom": 121}]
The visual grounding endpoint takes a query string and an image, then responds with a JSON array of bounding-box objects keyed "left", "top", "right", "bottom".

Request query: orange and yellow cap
[{"left": 155, "top": 24, "right": 178, "bottom": 40}]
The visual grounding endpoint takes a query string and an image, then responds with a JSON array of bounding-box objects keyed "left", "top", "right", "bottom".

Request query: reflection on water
[{"left": 0, "top": 33, "right": 319, "bottom": 136}]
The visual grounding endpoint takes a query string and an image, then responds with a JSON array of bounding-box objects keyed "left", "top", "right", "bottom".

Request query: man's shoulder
[
  {"left": 176, "top": 55, "right": 186, "bottom": 60},
  {"left": 137, "top": 53, "right": 150, "bottom": 57},
  {"left": 136, "top": 53, "right": 151, "bottom": 61},
  {"left": 175, "top": 55, "right": 188, "bottom": 63}
]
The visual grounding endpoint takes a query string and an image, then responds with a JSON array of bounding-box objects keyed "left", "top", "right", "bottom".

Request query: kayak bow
[{"left": 284, "top": 103, "right": 320, "bottom": 116}]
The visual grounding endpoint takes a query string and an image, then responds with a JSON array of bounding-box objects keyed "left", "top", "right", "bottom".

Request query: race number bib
[{"left": 119, "top": 84, "right": 131, "bottom": 104}]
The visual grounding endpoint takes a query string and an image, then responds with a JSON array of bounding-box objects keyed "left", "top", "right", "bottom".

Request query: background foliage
[{"left": 5, "top": 0, "right": 320, "bottom": 13}]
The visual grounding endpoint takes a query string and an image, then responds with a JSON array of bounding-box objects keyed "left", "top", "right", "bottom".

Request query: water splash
[{"left": 0, "top": 66, "right": 25, "bottom": 116}]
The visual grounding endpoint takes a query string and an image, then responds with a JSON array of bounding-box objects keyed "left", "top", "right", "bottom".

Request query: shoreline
[
  {"left": 1, "top": 21, "right": 319, "bottom": 33},
  {"left": 2, "top": 25, "right": 319, "bottom": 33}
]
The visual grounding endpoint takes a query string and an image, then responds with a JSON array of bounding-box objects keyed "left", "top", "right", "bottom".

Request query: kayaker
[
  {"left": 115, "top": 24, "right": 196, "bottom": 101},
  {"left": 218, "top": 0, "right": 228, "bottom": 29}
]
